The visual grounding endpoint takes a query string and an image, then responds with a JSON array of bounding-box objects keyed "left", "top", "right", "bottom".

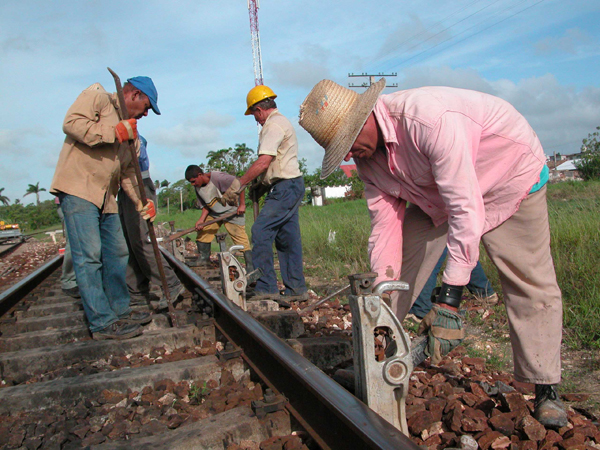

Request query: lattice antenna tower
[{"left": 248, "top": 0, "right": 264, "bottom": 86}]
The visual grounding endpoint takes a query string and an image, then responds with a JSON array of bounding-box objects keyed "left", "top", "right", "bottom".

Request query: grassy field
[{"left": 157, "top": 180, "right": 600, "bottom": 349}]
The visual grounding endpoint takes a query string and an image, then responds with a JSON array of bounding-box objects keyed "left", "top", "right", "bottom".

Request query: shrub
[{"left": 576, "top": 126, "right": 600, "bottom": 181}]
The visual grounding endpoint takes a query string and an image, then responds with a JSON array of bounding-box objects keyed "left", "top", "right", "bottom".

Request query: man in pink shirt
[{"left": 299, "top": 79, "right": 565, "bottom": 428}]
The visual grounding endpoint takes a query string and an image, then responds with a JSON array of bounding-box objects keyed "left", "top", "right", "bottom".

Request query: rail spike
[{"left": 348, "top": 272, "right": 413, "bottom": 436}]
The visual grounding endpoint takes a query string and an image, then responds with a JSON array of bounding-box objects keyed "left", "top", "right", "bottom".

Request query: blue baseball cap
[{"left": 127, "top": 76, "right": 161, "bottom": 115}]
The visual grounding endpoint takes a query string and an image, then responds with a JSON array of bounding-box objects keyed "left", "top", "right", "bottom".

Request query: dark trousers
[
  {"left": 118, "top": 178, "right": 181, "bottom": 295},
  {"left": 409, "top": 247, "right": 495, "bottom": 318},
  {"left": 251, "top": 177, "right": 307, "bottom": 296}
]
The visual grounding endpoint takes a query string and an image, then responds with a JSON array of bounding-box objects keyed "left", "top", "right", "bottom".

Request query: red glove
[
  {"left": 139, "top": 200, "right": 156, "bottom": 222},
  {"left": 115, "top": 119, "right": 138, "bottom": 143}
]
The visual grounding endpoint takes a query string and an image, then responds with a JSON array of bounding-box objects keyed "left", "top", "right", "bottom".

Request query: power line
[
  {"left": 390, "top": 0, "right": 547, "bottom": 69},
  {"left": 379, "top": 0, "right": 504, "bottom": 66},
  {"left": 348, "top": 72, "right": 398, "bottom": 89},
  {"left": 376, "top": 0, "right": 487, "bottom": 61}
]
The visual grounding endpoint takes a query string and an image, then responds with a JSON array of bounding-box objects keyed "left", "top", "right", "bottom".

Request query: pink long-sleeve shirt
[{"left": 355, "top": 86, "right": 545, "bottom": 286}]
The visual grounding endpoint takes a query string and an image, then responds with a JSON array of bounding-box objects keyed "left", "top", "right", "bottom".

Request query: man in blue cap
[{"left": 50, "top": 75, "right": 161, "bottom": 340}]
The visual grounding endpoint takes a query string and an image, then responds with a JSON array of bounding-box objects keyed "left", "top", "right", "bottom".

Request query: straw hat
[{"left": 299, "top": 78, "right": 385, "bottom": 178}]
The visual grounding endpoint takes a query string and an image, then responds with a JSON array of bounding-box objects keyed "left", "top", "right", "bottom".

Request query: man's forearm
[
  {"left": 199, "top": 209, "right": 210, "bottom": 223},
  {"left": 239, "top": 155, "right": 273, "bottom": 186}
]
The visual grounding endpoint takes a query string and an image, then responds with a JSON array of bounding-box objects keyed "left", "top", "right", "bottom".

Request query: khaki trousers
[
  {"left": 196, "top": 216, "right": 251, "bottom": 251},
  {"left": 395, "top": 186, "right": 562, "bottom": 384}
]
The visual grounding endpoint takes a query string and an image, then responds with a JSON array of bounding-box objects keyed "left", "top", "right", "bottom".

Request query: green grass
[
  {"left": 298, "top": 200, "right": 371, "bottom": 280},
  {"left": 465, "top": 345, "right": 511, "bottom": 372},
  {"left": 23, "top": 223, "right": 64, "bottom": 242}
]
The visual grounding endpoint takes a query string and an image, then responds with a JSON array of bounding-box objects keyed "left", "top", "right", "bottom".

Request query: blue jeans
[
  {"left": 409, "top": 248, "right": 495, "bottom": 318},
  {"left": 59, "top": 194, "right": 131, "bottom": 332},
  {"left": 251, "top": 177, "right": 307, "bottom": 296}
]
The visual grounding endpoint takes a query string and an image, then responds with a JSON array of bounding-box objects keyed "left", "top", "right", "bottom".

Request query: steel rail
[
  {"left": 0, "top": 254, "right": 63, "bottom": 317},
  {"left": 162, "top": 248, "right": 419, "bottom": 450},
  {"left": 0, "top": 242, "right": 23, "bottom": 258}
]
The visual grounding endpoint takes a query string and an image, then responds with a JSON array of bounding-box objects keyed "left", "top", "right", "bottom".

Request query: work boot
[
  {"left": 188, "top": 242, "right": 212, "bottom": 267},
  {"left": 158, "top": 284, "right": 186, "bottom": 310},
  {"left": 533, "top": 384, "right": 568, "bottom": 428},
  {"left": 248, "top": 291, "right": 290, "bottom": 308},
  {"left": 118, "top": 310, "right": 152, "bottom": 325},
  {"left": 62, "top": 287, "right": 81, "bottom": 298},
  {"left": 93, "top": 322, "right": 142, "bottom": 340},
  {"left": 243, "top": 250, "right": 254, "bottom": 273},
  {"left": 280, "top": 290, "right": 309, "bottom": 302}
]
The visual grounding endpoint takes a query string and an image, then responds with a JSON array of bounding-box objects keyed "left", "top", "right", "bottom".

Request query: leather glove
[
  {"left": 221, "top": 178, "right": 242, "bottom": 206},
  {"left": 138, "top": 199, "right": 156, "bottom": 222},
  {"left": 115, "top": 119, "right": 138, "bottom": 143},
  {"left": 417, "top": 304, "right": 464, "bottom": 365},
  {"left": 249, "top": 179, "right": 269, "bottom": 200}
]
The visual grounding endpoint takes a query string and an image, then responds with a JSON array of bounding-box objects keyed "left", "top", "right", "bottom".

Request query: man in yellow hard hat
[{"left": 222, "top": 85, "right": 307, "bottom": 303}]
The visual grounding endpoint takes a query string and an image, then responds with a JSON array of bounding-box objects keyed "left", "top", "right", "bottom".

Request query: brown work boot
[
  {"left": 118, "top": 310, "right": 152, "bottom": 325},
  {"left": 93, "top": 322, "right": 142, "bottom": 340},
  {"left": 533, "top": 384, "right": 568, "bottom": 428},
  {"left": 187, "top": 242, "right": 212, "bottom": 267}
]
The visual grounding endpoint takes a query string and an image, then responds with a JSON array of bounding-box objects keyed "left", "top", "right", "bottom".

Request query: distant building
[
  {"left": 549, "top": 159, "right": 582, "bottom": 182},
  {"left": 340, "top": 164, "right": 357, "bottom": 178},
  {"left": 308, "top": 164, "right": 357, "bottom": 206}
]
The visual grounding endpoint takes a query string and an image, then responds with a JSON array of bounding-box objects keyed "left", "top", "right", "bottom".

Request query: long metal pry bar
[
  {"left": 348, "top": 272, "right": 413, "bottom": 436},
  {"left": 107, "top": 67, "right": 180, "bottom": 327}
]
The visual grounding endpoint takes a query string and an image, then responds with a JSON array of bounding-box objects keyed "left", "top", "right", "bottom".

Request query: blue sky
[{"left": 1, "top": 0, "right": 599, "bottom": 204}]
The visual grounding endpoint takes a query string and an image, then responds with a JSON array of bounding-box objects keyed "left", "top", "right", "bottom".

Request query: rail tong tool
[
  {"left": 348, "top": 273, "right": 413, "bottom": 436},
  {"left": 217, "top": 244, "right": 263, "bottom": 310},
  {"left": 107, "top": 67, "right": 182, "bottom": 328}
]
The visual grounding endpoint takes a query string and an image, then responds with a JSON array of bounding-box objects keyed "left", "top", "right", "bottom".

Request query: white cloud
[
  {"left": 377, "top": 14, "right": 452, "bottom": 61},
  {"left": 399, "top": 65, "right": 495, "bottom": 93},
  {"left": 397, "top": 66, "right": 600, "bottom": 156},
  {"left": 534, "top": 28, "right": 594, "bottom": 56},
  {"left": 270, "top": 45, "right": 333, "bottom": 88},
  {"left": 150, "top": 112, "right": 236, "bottom": 158}
]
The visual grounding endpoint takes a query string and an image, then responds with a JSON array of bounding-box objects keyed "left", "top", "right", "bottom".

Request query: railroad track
[
  {"left": 0, "top": 241, "right": 25, "bottom": 259},
  {"left": 0, "top": 247, "right": 418, "bottom": 450}
]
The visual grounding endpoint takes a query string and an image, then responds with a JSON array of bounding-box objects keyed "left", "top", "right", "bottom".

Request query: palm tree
[
  {"left": 0, "top": 188, "right": 9, "bottom": 206},
  {"left": 23, "top": 182, "right": 46, "bottom": 206}
]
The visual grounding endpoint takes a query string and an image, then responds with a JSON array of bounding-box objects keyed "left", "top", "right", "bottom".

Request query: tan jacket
[
  {"left": 257, "top": 109, "right": 302, "bottom": 185},
  {"left": 50, "top": 83, "right": 141, "bottom": 213}
]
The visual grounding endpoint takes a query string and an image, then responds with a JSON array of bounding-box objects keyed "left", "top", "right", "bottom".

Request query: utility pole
[{"left": 348, "top": 72, "right": 398, "bottom": 89}]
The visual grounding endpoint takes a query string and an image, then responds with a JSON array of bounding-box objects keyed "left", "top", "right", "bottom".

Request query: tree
[
  {"left": 160, "top": 180, "right": 170, "bottom": 189},
  {"left": 157, "top": 179, "right": 197, "bottom": 210},
  {"left": 345, "top": 170, "right": 365, "bottom": 200},
  {"left": 0, "top": 188, "right": 9, "bottom": 206},
  {"left": 304, "top": 167, "right": 349, "bottom": 188},
  {"left": 23, "top": 182, "right": 46, "bottom": 206},
  {"left": 576, "top": 126, "right": 600, "bottom": 181},
  {"left": 0, "top": 199, "right": 60, "bottom": 231},
  {"left": 206, "top": 143, "right": 255, "bottom": 176}
]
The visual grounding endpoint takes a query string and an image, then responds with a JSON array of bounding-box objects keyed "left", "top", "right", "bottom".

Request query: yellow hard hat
[{"left": 245, "top": 85, "right": 277, "bottom": 115}]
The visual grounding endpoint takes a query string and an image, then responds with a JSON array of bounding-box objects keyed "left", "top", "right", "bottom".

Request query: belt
[{"left": 141, "top": 170, "right": 150, "bottom": 179}]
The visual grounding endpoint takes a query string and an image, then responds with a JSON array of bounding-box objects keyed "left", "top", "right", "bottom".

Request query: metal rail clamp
[
  {"left": 348, "top": 273, "right": 413, "bottom": 436},
  {"left": 218, "top": 245, "right": 263, "bottom": 311},
  {"left": 218, "top": 245, "right": 248, "bottom": 310},
  {"left": 167, "top": 221, "right": 186, "bottom": 263}
]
